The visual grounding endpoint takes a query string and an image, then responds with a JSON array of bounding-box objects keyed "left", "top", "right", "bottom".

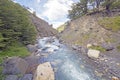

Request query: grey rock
[
  {"left": 101, "top": 43, "right": 114, "bottom": 51},
  {"left": 25, "top": 56, "right": 39, "bottom": 66},
  {"left": 19, "top": 74, "right": 33, "bottom": 80},
  {"left": 25, "top": 56, "right": 39, "bottom": 74},
  {"left": 3, "top": 57, "right": 28, "bottom": 75},
  {"left": 72, "top": 45, "right": 78, "bottom": 50},
  {"left": 27, "top": 44, "right": 38, "bottom": 53},
  {"left": 5, "top": 75, "right": 18, "bottom": 80}
]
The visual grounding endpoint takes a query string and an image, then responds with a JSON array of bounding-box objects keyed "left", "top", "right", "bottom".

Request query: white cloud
[
  {"left": 52, "top": 21, "right": 65, "bottom": 29},
  {"left": 12, "top": 0, "right": 17, "bottom": 3},
  {"left": 41, "top": 0, "right": 74, "bottom": 21},
  {"left": 36, "top": 0, "right": 41, "bottom": 3}
]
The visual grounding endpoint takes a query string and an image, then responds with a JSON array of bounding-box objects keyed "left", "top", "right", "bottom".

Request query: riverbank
[
  {"left": 0, "top": 37, "right": 99, "bottom": 80},
  {"left": 67, "top": 44, "right": 120, "bottom": 80}
]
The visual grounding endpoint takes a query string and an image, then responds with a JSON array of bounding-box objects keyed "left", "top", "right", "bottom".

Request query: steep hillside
[
  {"left": 30, "top": 14, "right": 58, "bottom": 37},
  {"left": 60, "top": 14, "right": 120, "bottom": 48}
]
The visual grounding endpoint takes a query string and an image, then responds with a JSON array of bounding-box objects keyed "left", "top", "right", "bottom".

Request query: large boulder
[
  {"left": 101, "top": 43, "right": 114, "bottom": 51},
  {"left": 33, "top": 62, "right": 54, "bottom": 80},
  {"left": 3, "top": 57, "right": 28, "bottom": 75},
  {"left": 5, "top": 75, "right": 18, "bottom": 80},
  {"left": 87, "top": 49, "right": 100, "bottom": 58}
]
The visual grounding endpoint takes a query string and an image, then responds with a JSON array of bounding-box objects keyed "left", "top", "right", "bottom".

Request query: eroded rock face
[
  {"left": 3, "top": 57, "right": 28, "bottom": 75},
  {"left": 87, "top": 49, "right": 100, "bottom": 58},
  {"left": 33, "top": 62, "right": 54, "bottom": 80},
  {"left": 30, "top": 14, "right": 58, "bottom": 37}
]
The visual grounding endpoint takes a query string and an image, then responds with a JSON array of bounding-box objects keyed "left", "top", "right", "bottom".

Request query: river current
[{"left": 37, "top": 37, "right": 101, "bottom": 80}]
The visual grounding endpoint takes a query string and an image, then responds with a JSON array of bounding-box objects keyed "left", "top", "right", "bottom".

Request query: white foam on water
[{"left": 61, "top": 60, "right": 91, "bottom": 80}]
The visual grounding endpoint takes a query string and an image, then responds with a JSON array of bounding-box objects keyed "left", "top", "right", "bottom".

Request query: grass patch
[
  {"left": 105, "top": 38, "right": 115, "bottom": 43},
  {"left": 0, "top": 41, "right": 30, "bottom": 79},
  {"left": 0, "top": 66, "right": 5, "bottom": 80},
  {"left": 57, "top": 24, "right": 65, "bottom": 32},
  {"left": 74, "top": 40, "right": 82, "bottom": 45},
  {"left": 99, "top": 16, "right": 120, "bottom": 32},
  {"left": 117, "top": 45, "right": 120, "bottom": 52},
  {"left": 83, "top": 34, "right": 90, "bottom": 41},
  {"left": 89, "top": 45, "right": 106, "bottom": 52},
  {"left": 0, "top": 42, "right": 30, "bottom": 57}
]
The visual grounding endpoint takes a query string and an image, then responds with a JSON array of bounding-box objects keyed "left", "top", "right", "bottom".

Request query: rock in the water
[
  {"left": 3, "top": 57, "right": 28, "bottom": 75},
  {"left": 5, "top": 75, "right": 18, "bottom": 80},
  {"left": 27, "top": 44, "right": 38, "bottom": 53},
  {"left": 33, "top": 62, "right": 54, "bottom": 80},
  {"left": 19, "top": 74, "right": 33, "bottom": 80},
  {"left": 72, "top": 45, "right": 78, "bottom": 50},
  {"left": 87, "top": 49, "right": 100, "bottom": 58}
]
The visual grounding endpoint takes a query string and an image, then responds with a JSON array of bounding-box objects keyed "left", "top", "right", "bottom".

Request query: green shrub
[
  {"left": 57, "top": 24, "right": 65, "bottom": 32},
  {"left": 89, "top": 46, "right": 106, "bottom": 52},
  {"left": 117, "top": 45, "right": 120, "bottom": 52},
  {"left": 0, "top": 66, "right": 5, "bottom": 80},
  {"left": 99, "top": 16, "right": 120, "bottom": 32}
]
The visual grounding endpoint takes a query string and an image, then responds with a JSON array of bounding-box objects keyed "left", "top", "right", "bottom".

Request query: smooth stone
[{"left": 87, "top": 49, "right": 100, "bottom": 58}]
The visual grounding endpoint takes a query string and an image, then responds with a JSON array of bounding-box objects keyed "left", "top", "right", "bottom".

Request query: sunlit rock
[
  {"left": 87, "top": 44, "right": 92, "bottom": 48},
  {"left": 87, "top": 49, "right": 100, "bottom": 58},
  {"left": 34, "top": 62, "right": 54, "bottom": 80},
  {"left": 112, "top": 76, "right": 119, "bottom": 80}
]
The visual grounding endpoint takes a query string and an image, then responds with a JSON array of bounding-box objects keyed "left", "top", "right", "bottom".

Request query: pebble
[
  {"left": 116, "top": 63, "right": 120, "bottom": 66},
  {"left": 80, "top": 65, "right": 84, "bottom": 69},
  {"left": 94, "top": 70, "right": 103, "bottom": 77}
]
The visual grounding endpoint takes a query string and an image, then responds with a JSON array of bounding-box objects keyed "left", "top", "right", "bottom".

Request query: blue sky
[{"left": 14, "top": 0, "right": 79, "bottom": 28}]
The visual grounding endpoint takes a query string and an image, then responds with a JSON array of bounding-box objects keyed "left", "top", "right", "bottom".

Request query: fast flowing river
[{"left": 37, "top": 37, "right": 101, "bottom": 80}]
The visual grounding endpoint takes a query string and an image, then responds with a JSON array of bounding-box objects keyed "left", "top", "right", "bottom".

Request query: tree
[
  {"left": 0, "top": 0, "right": 37, "bottom": 50},
  {"left": 68, "top": 0, "right": 120, "bottom": 20},
  {"left": 68, "top": 0, "right": 89, "bottom": 20},
  {"left": 104, "top": 0, "right": 113, "bottom": 13}
]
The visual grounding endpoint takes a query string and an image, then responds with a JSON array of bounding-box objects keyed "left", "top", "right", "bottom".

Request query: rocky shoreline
[{"left": 70, "top": 44, "right": 120, "bottom": 80}]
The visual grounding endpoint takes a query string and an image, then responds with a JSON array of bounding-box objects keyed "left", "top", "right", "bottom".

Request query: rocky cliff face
[{"left": 30, "top": 14, "right": 58, "bottom": 37}]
